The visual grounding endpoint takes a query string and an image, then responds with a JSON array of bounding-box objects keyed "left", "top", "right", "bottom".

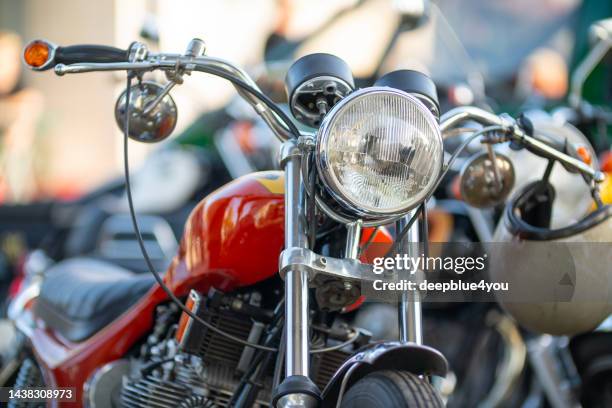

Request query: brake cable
[
  {"left": 123, "top": 73, "right": 278, "bottom": 352},
  {"left": 388, "top": 125, "right": 505, "bottom": 257},
  {"left": 189, "top": 65, "right": 301, "bottom": 138},
  {"left": 123, "top": 72, "right": 363, "bottom": 354}
]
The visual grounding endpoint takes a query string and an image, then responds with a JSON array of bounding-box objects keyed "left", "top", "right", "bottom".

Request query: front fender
[{"left": 321, "top": 341, "right": 448, "bottom": 407}]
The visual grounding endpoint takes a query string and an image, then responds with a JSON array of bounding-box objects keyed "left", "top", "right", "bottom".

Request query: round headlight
[{"left": 316, "top": 87, "right": 443, "bottom": 217}]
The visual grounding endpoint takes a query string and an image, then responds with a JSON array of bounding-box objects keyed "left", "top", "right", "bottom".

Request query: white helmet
[{"left": 492, "top": 180, "right": 612, "bottom": 335}]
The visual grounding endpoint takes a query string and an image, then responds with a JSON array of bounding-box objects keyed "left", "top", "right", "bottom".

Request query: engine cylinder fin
[{"left": 121, "top": 300, "right": 356, "bottom": 407}]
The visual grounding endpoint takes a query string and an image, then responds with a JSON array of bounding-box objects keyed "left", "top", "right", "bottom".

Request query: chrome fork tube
[
  {"left": 397, "top": 211, "right": 423, "bottom": 345},
  {"left": 285, "top": 269, "right": 310, "bottom": 377},
  {"left": 282, "top": 140, "right": 310, "bottom": 378},
  {"left": 274, "top": 140, "right": 320, "bottom": 407},
  {"left": 345, "top": 220, "right": 362, "bottom": 260}
]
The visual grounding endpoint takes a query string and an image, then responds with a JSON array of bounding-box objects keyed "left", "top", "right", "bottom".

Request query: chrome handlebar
[
  {"left": 440, "top": 106, "right": 605, "bottom": 183},
  {"left": 54, "top": 52, "right": 293, "bottom": 141},
  {"left": 48, "top": 42, "right": 603, "bottom": 184}
]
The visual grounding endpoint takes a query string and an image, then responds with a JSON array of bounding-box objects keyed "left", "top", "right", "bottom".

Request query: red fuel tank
[
  {"left": 164, "top": 170, "right": 393, "bottom": 296},
  {"left": 166, "top": 171, "right": 286, "bottom": 295}
]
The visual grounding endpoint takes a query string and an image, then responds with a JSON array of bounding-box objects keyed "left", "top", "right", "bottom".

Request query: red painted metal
[
  {"left": 166, "top": 171, "right": 286, "bottom": 294},
  {"left": 28, "top": 171, "right": 392, "bottom": 407}
]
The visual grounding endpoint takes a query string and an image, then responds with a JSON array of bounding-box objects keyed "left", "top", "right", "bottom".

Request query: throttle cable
[
  {"left": 122, "top": 72, "right": 362, "bottom": 354},
  {"left": 123, "top": 73, "right": 278, "bottom": 352}
]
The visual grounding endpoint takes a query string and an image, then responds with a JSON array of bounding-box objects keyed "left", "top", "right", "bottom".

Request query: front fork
[
  {"left": 274, "top": 140, "right": 320, "bottom": 408},
  {"left": 274, "top": 139, "right": 425, "bottom": 407},
  {"left": 397, "top": 212, "right": 423, "bottom": 345}
]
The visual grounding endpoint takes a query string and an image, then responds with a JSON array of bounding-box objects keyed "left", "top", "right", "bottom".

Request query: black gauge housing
[
  {"left": 285, "top": 53, "right": 354, "bottom": 128},
  {"left": 375, "top": 70, "right": 439, "bottom": 119}
]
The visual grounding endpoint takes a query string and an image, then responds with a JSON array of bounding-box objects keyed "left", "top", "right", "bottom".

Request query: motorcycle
[
  {"left": 504, "top": 17, "right": 612, "bottom": 408},
  {"left": 5, "top": 29, "right": 605, "bottom": 408}
]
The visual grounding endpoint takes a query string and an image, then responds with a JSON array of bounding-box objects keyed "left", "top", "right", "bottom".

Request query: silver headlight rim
[{"left": 315, "top": 86, "right": 443, "bottom": 217}]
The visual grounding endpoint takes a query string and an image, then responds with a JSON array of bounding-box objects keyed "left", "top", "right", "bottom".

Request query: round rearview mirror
[
  {"left": 589, "top": 17, "right": 612, "bottom": 44},
  {"left": 115, "top": 81, "right": 177, "bottom": 143},
  {"left": 460, "top": 152, "right": 515, "bottom": 208}
]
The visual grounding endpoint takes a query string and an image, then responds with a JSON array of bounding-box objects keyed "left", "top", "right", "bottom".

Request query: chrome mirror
[
  {"left": 570, "top": 18, "right": 612, "bottom": 107},
  {"left": 115, "top": 81, "right": 177, "bottom": 143},
  {"left": 590, "top": 17, "right": 612, "bottom": 43},
  {"left": 460, "top": 152, "right": 515, "bottom": 208}
]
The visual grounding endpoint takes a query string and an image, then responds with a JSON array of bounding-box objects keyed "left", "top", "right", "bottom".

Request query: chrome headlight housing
[{"left": 316, "top": 87, "right": 443, "bottom": 217}]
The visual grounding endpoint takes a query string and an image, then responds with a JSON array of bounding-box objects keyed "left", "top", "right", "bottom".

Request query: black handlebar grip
[{"left": 54, "top": 44, "right": 129, "bottom": 65}]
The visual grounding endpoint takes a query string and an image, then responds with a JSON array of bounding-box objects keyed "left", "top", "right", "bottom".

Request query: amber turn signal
[
  {"left": 576, "top": 145, "right": 592, "bottom": 166},
  {"left": 23, "top": 40, "right": 51, "bottom": 68}
]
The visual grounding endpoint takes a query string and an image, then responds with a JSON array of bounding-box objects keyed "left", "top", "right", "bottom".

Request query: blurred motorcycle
[{"left": 496, "top": 18, "right": 612, "bottom": 408}]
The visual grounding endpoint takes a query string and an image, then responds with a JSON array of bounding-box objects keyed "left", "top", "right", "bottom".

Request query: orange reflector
[
  {"left": 24, "top": 41, "right": 50, "bottom": 68},
  {"left": 175, "top": 290, "right": 199, "bottom": 345},
  {"left": 576, "top": 146, "right": 592, "bottom": 166}
]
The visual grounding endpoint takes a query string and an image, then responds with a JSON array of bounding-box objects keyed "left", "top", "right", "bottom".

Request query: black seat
[{"left": 35, "top": 258, "right": 156, "bottom": 342}]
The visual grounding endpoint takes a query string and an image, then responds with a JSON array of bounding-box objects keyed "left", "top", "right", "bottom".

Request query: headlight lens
[{"left": 316, "top": 87, "right": 443, "bottom": 216}]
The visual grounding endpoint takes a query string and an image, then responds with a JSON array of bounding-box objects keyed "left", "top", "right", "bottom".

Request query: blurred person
[
  {"left": 436, "top": 0, "right": 579, "bottom": 82},
  {"left": 0, "top": 30, "right": 44, "bottom": 203},
  {"left": 271, "top": 0, "right": 576, "bottom": 107},
  {"left": 264, "top": 0, "right": 359, "bottom": 63},
  {"left": 438, "top": 0, "right": 579, "bottom": 107},
  {"left": 516, "top": 47, "right": 570, "bottom": 105}
]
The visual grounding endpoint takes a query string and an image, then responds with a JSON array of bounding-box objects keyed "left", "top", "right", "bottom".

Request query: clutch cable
[{"left": 122, "top": 72, "right": 361, "bottom": 353}]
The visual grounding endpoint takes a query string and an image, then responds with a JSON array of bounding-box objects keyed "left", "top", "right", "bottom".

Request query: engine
[{"left": 117, "top": 289, "right": 356, "bottom": 407}]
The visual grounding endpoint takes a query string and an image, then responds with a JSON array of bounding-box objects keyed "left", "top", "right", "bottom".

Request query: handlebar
[
  {"left": 440, "top": 107, "right": 604, "bottom": 183},
  {"left": 55, "top": 44, "right": 128, "bottom": 66},
  {"left": 23, "top": 38, "right": 606, "bottom": 184},
  {"left": 24, "top": 39, "right": 294, "bottom": 141}
]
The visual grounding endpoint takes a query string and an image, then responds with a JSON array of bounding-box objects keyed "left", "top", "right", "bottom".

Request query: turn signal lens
[
  {"left": 23, "top": 41, "right": 51, "bottom": 68},
  {"left": 175, "top": 290, "right": 199, "bottom": 346},
  {"left": 576, "top": 145, "right": 592, "bottom": 165}
]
